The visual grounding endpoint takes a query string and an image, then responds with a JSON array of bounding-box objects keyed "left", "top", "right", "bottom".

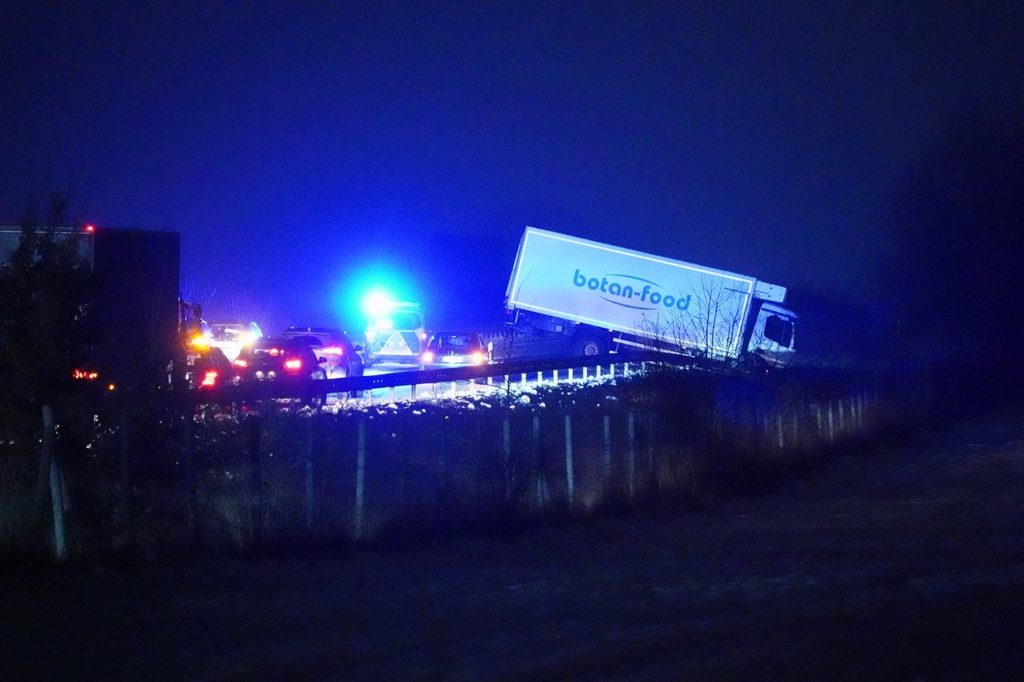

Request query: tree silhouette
[{"left": 0, "top": 196, "right": 94, "bottom": 411}]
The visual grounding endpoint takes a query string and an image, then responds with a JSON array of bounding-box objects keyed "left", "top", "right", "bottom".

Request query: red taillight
[
  {"left": 421, "top": 351, "right": 435, "bottom": 364},
  {"left": 72, "top": 368, "right": 99, "bottom": 380},
  {"left": 283, "top": 358, "right": 302, "bottom": 371},
  {"left": 322, "top": 345, "right": 343, "bottom": 356},
  {"left": 232, "top": 358, "right": 248, "bottom": 368},
  {"left": 84, "top": 224, "right": 95, "bottom": 233},
  {"left": 200, "top": 370, "right": 218, "bottom": 388}
]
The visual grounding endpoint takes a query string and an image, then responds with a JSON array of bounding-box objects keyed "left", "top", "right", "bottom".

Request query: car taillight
[
  {"left": 232, "top": 358, "right": 248, "bottom": 368},
  {"left": 200, "top": 370, "right": 218, "bottom": 388},
  {"left": 421, "top": 350, "right": 435, "bottom": 364},
  {"left": 470, "top": 351, "right": 484, "bottom": 365},
  {"left": 283, "top": 358, "right": 302, "bottom": 371},
  {"left": 322, "top": 345, "right": 343, "bottom": 356}
]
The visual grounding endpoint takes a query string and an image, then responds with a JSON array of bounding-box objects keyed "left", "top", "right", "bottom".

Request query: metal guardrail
[{"left": 198, "top": 351, "right": 675, "bottom": 404}]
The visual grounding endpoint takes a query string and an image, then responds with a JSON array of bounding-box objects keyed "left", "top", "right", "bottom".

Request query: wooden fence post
[
  {"left": 646, "top": 411, "right": 657, "bottom": 493},
  {"left": 355, "top": 418, "right": 366, "bottom": 539},
  {"left": 602, "top": 413, "right": 612, "bottom": 484},
  {"left": 247, "top": 417, "right": 263, "bottom": 548},
  {"left": 304, "top": 416, "right": 315, "bottom": 534},
  {"left": 532, "top": 414, "right": 541, "bottom": 454},
  {"left": 120, "top": 405, "right": 135, "bottom": 546},
  {"left": 36, "top": 404, "right": 56, "bottom": 520},
  {"left": 627, "top": 412, "right": 636, "bottom": 498},
  {"left": 38, "top": 403, "right": 66, "bottom": 560},
  {"left": 827, "top": 402, "right": 835, "bottom": 443},
  {"left": 502, "top": 417, "right": 512, "bottom": 467},
  {"left": 49, "top": 455, "right": 66, "bottom": 562},
  {"left": 183, "top": 410, "right": 199, "bottom": 548},
  {"left": 564, "top": 414, "right": 574, "bottom": 506},
  {"left": 501, "top": 413, "right": 512, "bottom": 499}
]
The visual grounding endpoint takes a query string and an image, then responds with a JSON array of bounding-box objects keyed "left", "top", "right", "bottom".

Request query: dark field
[{"left": 3, "top": 406, "right": 1024, "bottom": 680}]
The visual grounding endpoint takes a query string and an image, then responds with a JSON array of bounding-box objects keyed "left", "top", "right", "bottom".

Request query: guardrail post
[
  {"left": 776, "top": 413, "right": 784, "bottom": 450},
  {"left": 411, "top": 384, "right": 417, "bottom": 400},
  {"left": 389, "top": 386, "right": 395, "bottom": 403},
  {"left": 355, "top": 418, "right": 366, "bottom": 539},
  {"left": 564, "top": 414, "right": 574, "bottom": 506},
  {"left": 568, "top": 367, "right": 574, "bottom": 381},
  {"left": 582, "top": 367, "right": 589, "bottom": 380},
  {"left": 595, "top": 364, "right": 602, "bottom": 379},
  {"left": 609, "top": 363, "right": 615, "bottom": 378},
  {"left": 552, "top": 369, "right": 558, "bottom": 384},
  {"left": 521, "top": 372, "right": 527, "bottom": 387},
  {"left": 838, "top": 399, "right": 846, "bottom": 433},
  {"left": 537, "top": 371, "right": 543, "bottom": 384}
]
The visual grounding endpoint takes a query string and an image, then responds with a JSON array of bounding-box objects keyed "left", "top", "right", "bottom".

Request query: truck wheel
[{"left": 572, "top": 331, "right": 607, "bottom": 356}]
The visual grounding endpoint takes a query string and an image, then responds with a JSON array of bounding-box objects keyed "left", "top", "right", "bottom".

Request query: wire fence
[{"left": 1, "top": 358, "right": 928, "bottom": 561}]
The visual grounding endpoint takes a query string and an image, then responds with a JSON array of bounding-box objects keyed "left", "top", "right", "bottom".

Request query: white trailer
[{"left": 504, "top": 226, "right": 797, "bottom": 365}]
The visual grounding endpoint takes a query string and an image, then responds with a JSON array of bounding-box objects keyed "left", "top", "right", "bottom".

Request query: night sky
[{"left": 2, "top": 2, "right": 1021, "bottom": 334}]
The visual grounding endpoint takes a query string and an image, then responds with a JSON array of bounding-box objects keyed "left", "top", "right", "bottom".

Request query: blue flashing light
[{"left": 362, "top": 289, "right": 396, "bottom": 317}]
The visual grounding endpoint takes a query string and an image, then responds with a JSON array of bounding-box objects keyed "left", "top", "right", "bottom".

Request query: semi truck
[{"left": 504, "top": 226, "right": 797, "bottom": 366}]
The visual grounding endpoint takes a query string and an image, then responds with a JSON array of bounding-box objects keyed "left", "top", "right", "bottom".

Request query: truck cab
[{"left": 745, "top": 301, "right": 798, "bottom": 367}]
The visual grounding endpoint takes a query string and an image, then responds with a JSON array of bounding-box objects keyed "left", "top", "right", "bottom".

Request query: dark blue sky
[{"left": 2, "top": 1, "right": 1021, "bottom": 333}]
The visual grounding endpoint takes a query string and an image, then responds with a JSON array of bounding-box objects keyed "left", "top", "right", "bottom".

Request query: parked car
[
  {"left": 208, "top": 321, "right": 263, "bottom": 361},
  {"left": 232, "top": 338, "right": 327, "bottom": 385},
  {"left": 185, "top": 346, "right": 238, "bottom": 390},
  {"left": 280, "top": 326, "right": 365, "bottom": 379},
  {"left": 420, "top": 332, "right": 490, "bottom": 367}
]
